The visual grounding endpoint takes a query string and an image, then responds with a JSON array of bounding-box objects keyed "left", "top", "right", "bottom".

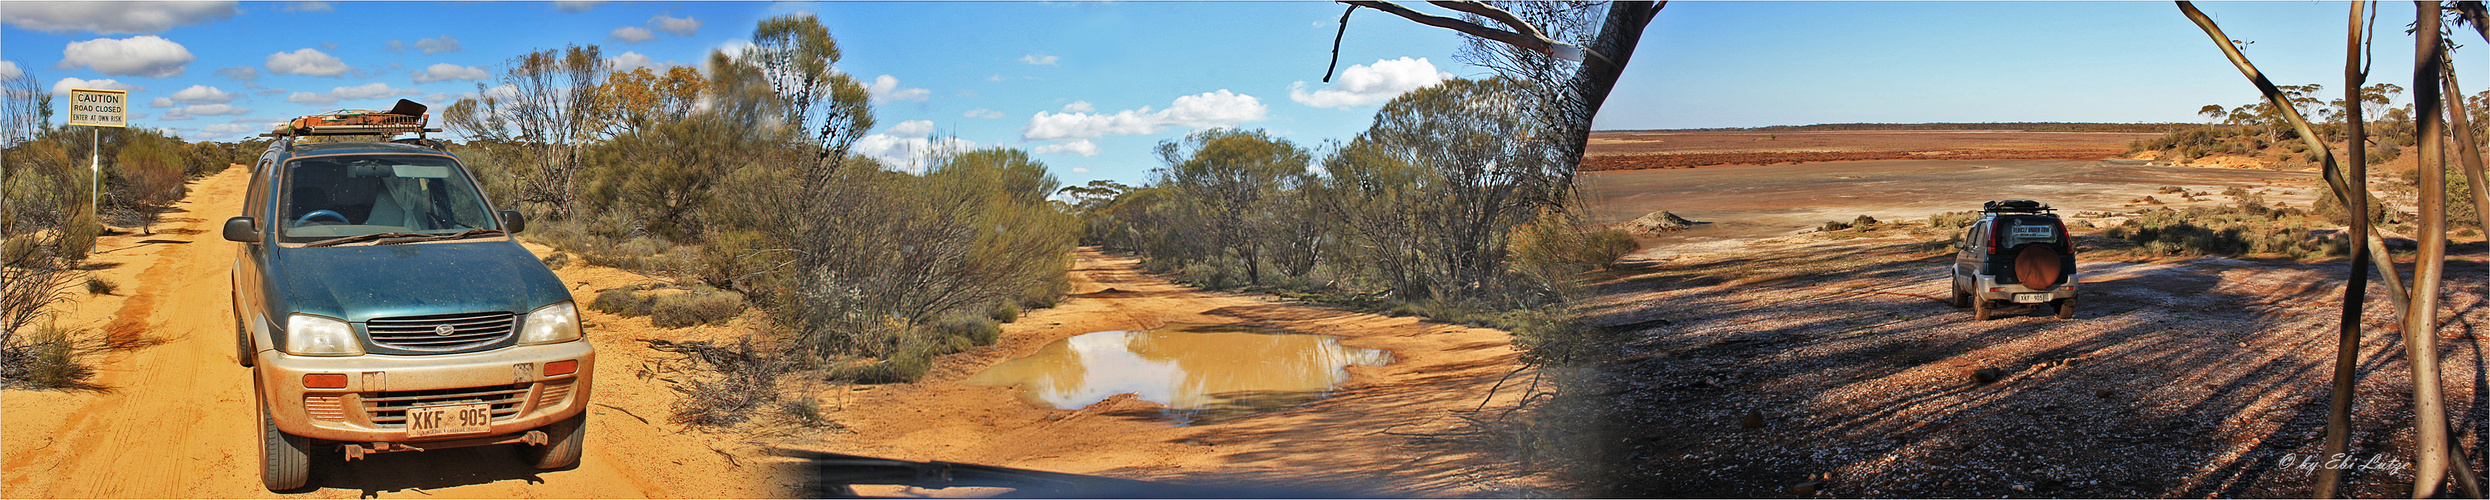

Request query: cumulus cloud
[
  {"left": 287, "top": 82, "right": 418, "bottom": 106},
  {"left": 50, "top": 77, "right": 143, "bottom": 95},
  {"left": 606, "top": 52, "right": 677, "bottom": 73},
  {"left": 963, "top": 108, "right": 1004, "bottom": 120},
  {"left": 854, "top": 121, "right": 972, "bottom": 174},
  {"left": 412, "top": 63, "right": 488, "bottom": 83},
  {"left": 1020, "top": 54, "right": 1058, "bottom": 66},
  {"left": 866, "top": 75, "right": 930, "bottom": 103},
  {"left": 1287, "top": 57, "right": 1451, "bottom": 109},
  {"left": 1032, "top": 139, "right": 1101, "bottom": 157},
  {"left": 266, "top": 48, "right": 350, "bottom": 77},
  {"left": 1022, "top": 89, "right": 1267, "bottom": 142},
  {"left": 610, "top": 26, "right": 656, "bottom": 44},
  {"left": 415, "top": 36, "right": 459, "bottom": 54},
  {"left": 215, "top": 66, "right": 259, "bottom": 80},
  {"left": 0, "top": 61, "right": 19, "bottom": 80},
  {"left": 651, "top": 15, "right": 701, "bottom": 36},
  {"left": 57, "top": 35, "right": 196, "bottom": 78},
  {"left": 1061, "top": 101, "right": 1094, "bottom": 113},
  {"left": 148, "top": 85, "right": 238, "bottom": 107},
  {"left": 2, "top": 2, "right": 236, "bottom": 34}
]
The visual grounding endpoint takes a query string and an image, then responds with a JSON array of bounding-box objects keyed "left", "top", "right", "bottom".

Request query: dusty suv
[
  {"left": 227, "top": 108, "right": 592, "bottom": 491},
  {"left": 1948, "top": 200, "right": 2076, "bottom": 320}
]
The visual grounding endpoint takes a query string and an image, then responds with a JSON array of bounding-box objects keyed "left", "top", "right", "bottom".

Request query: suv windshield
[{"left": 277, "top": 154, "right": 498, "bottom": 244}]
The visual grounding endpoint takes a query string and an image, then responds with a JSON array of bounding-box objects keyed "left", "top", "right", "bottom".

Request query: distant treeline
[{"left": 1602, "top": 122, "right": 2196, "bottom": 133}]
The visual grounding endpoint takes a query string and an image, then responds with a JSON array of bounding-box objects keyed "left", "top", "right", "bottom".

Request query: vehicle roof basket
[
  {"left": 262, "top": 99, "right": 444, "bottom": 151},
  {"left": 1982, "top": 200, "right": 2054, "bottom": 214}
]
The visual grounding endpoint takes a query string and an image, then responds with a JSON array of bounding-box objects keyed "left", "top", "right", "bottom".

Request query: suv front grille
[
  {"left": 366, "top": 312, "right": 516, "bottom": 351},
  {"left": 361, "top": 384, "right": 529, "bottom": 428}
]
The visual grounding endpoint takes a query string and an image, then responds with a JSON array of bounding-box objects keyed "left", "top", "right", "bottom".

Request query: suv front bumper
[
  {"left": 254, "top": 340, "right": 593, "bottom": 444},
  {"left": 1970, "top": 274, "right": 2077, "bottom": 303}
]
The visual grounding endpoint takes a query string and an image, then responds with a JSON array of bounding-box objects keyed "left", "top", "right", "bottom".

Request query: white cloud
[
  {"left": 413, "top": 36, "right": 460, "bottom": 55},
  {"left": 1024, "top": 89, "right": 1265, "bottom": 142},
  {"left": 554, "top": 1, "right": 603, "bottom": 13},
  {"left": 287, "top": 82, "right": 419, "bottom": 106},
  {"left": 986, "top": 74, "right": 1006, "bottom": 82},
  {"left": 203, "top": 123, "right": 257, "bottom": 135},
  {"left": 412, "top": 63, "right": 488, "bottom": 83},
  {"left": 888, "top": 120, "right": 936, "bottom": 136},
  {"left": 50, "top": 77, "right": 143, "bottom": 95},
  {"left": 1287, "top": 57, "right": 1452, "bottom": 109},
  {"left": 1070, "top": 167, "right": 1091, "bottom": 173},
  {"left": 964, "top": 108, "right": 1004, "bottom": 120},
  {"left": 266, "top": 48, "right": 350, "bottom": 77},
  {"left": 1062, "top": 101, "right": 1096, "bottom": 113},
  {"left": 167, "top": 85, "right": 240, "bottom": 105},
  {"left": 866, "top": 75, "right": 930, "bottom": 103},
  {"left": 1020, "top": 54, "right": 1059, "bottom": 66},
  {"left": 0, "top": 61, "right": 19, "bottom": 80},
  {"left": 284, "top": 2, "right": 333, "bottom": 12},
  {"left": 1032, "top": 139, "right": 1101, "bottom": 157},
  {"left": 215, "top": 66, "right": 259, "bottom": 80},
  {"left": 57, "top": 35, "right": 195, "bottom": 78},
  {"left": 1, "top": 2, "right": 236, "bottom": 34},
  {"left": 854, "top": 135, "right": 974, "bottom": 174},
  {"left": 606, "top": 52, "right": 675, "bottom": 73},
  {"left": 160, "top": 103, "right": 249, "bottom": 121},
  {"left": 651, "top": 15, "right": 701, "bottom": 36},
  {"left": 611, "top": 26, "right": 656, "bottom": 44}
]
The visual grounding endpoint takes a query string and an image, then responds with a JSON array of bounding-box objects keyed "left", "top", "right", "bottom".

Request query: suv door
[
  {"left": 1953, "top": 220, "right": 1987, "bottom": 289},
  {"left": 234, "top": 156, "right": 275, "bottom": 366}
]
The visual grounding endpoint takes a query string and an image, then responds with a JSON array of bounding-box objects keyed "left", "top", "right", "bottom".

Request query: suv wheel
[
  {"left": 258, "top": 375, "right": 311, "bottom": 491},
  {"left": 518, "top": 412, "right": 586, "bottom": 470},
  {"left": 2053, "top": 298, "right": 2076, "bottom": 320},
  {"left": 1949, "top": 284, "right": 1970, "bottom": 308},
  {"left": 235, "top": 317, "right": 255, "bottom": 367},
  {"left": 1972, "top": 297, "right": 1992, "bottom": 321}
]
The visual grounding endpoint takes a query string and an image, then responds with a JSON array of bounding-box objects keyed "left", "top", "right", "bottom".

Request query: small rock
[
  {"left": 1627, "top": 210, "right": 1702, "bottom": 236},
  {"left": 1740, "top": 411, "right": 1765, "bottom": 429},
  {"left": 1791, "top": 481, "right": 1822, "bottom": 496},
  {"left": 1972, "top": 367, "right": 2004, "bottom": 385}
]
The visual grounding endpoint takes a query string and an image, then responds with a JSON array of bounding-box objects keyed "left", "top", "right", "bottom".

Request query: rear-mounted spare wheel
[{"left": 2014, "top": 245, "right": 2066, "bottom": 289}]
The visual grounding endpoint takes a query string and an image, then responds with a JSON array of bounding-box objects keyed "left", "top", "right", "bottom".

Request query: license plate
[
  {"left": 405, "top": 403, "right": 492, "bottom": 437},
  {"left": 2012, "top": 293, "right": 2050, "bottom": 304}
]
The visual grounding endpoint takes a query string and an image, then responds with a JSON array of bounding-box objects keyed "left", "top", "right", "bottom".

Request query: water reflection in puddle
[{"left": 965, "top": 324, "right": 1392, "bottom": 422}]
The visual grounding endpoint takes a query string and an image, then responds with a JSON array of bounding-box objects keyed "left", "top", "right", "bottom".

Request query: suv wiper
[
  {"left": 371, "top": 228, "right": 507, "bottom": 246},
  {"left": 303, "top": 232, "right": 431, "bottom": 248}
]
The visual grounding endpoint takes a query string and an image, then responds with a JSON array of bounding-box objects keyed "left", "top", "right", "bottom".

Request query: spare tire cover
[{"left": 2014, "top": 244, "right": 2065, "bottom": 289}]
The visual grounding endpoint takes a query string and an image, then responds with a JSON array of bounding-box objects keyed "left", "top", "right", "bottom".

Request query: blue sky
[{"left": 2, "top": 1, "right": 2483, "bottom": 187}]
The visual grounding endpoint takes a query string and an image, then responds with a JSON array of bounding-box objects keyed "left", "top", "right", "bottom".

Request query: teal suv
[{"left": 227, "top": 113, "right": 592, "bottom": 491}]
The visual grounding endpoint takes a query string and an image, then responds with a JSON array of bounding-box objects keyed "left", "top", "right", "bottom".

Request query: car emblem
[{"left": 433, "top": 325, "right": 456, "bottom": 336}]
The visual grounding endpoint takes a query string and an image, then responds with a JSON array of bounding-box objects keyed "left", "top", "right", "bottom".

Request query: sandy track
[
  {"left": 1, "top": 166, "right": 779, "bottom": 498},
  {"left": 787, "top": 249, "right": 1553, "bottom": 497}
]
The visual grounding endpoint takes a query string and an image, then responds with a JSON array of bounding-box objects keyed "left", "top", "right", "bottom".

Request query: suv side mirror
[
  {"left": 222, "top": 217, "right": 259, "bottom": 243},
  {"left": 500, "top": 210, "right": 526, "bottom": 234},
  {"left": 1951, "top": 240, "right": 1966, "bottom": 250}
]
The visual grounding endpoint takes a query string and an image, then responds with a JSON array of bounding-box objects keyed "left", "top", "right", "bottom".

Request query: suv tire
[
  {"left": 235, "top": 317, "right": 254, "bottom": 367},
  {"left": 1950, "top": 284, "right": 1970, "bottom": 308},
  {"left": 518, "top": 412, "right": 585, "bottom": 470},
  {"left": 258, "top": 376, "right": 311, "bottom": 491},
  {"left": 2053, "top": 298, "right": 2075, "bottom": 320},
  {"left": 1972, "top": 297, "right": 1992, "bottom": 321}
]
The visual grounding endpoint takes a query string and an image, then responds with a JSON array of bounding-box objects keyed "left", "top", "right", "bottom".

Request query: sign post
[{"left": 67, "top": 88, "right": 125, "bottom": 251}]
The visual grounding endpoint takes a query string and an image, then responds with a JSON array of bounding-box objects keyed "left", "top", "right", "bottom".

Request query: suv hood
[{"left": 267, "top": 240, "right": 569, "bottom": 322}]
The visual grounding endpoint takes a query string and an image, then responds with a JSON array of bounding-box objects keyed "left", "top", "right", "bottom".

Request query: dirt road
[
  {"left": 786, "top": 249, "right": 1554, "bottom": 497},
  {"left": 1, "top": 166, "right": 783, "bottom": 498}
]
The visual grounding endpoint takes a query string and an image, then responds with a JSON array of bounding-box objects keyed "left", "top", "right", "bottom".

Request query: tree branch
[{"left": 1342, "top": 0, "right": 1589, "bottom": 62}]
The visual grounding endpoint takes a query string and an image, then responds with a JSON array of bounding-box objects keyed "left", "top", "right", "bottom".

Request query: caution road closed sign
[{"left": 68, "top": 88, "right": 127, "bottom": 128}]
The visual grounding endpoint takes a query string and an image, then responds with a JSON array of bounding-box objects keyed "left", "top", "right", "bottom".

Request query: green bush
[
  {"left": 84, "top": 277, "right": 115, "bottom": 296},
  {"left": 1928, "top": 211, "right": 1979, "bottom": 229},
  {"left": 589, "top": 288, "right": 657, "bottom": 317},
  {"left": 2113, "top": 205, "right": 2346, "bottom": 259},
  {"left": 933, "top": 314, "right": 1003, "bottom": 346}
]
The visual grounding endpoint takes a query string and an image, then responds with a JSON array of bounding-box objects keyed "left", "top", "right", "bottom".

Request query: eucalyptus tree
[{"left": 444, "top": 44, "right": 616, "bottom": 220}]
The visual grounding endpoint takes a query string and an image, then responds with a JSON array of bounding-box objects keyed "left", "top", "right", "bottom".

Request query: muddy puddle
[{"left": 966, "top": 324, "right": 1392, "bottom": 423}]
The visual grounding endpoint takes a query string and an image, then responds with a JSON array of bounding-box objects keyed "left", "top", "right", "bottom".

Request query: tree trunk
[
  {"left": 2407, "top": 2, "right": 2452, "bottom": 495},
  {"left": 2316, "top": 3, "right": 2373, "bottom": 497}
]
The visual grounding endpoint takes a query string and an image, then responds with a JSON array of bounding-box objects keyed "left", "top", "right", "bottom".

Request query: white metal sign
[{"left": 67, "top": 88, "right": 127, "bottom": 128}]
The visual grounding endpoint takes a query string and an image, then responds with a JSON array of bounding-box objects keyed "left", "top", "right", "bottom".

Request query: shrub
[
  {"left": 84, "top": 278, "right": 115, "bottom": 296},
  {"left": 2112, "top": 205, "right": 2346, "bottom": 259},
  {"left": 1850, "top": 215, "right": 1880, "bottom": 228},
  {"left": 542, "top": 252, "right": 571, "bottom": 270},
  {"left": 56, "top": 210, "right": 99, "bottom": 260},
  {"left": 1, "top": 324, "right": 95, "bottom": 390},
  {"left": 2312, "top": 189, "right": 2392, "bottom": 225},
  {"left": 1928, "top": 211, "right": 1979, "bottom": 229},
  {"left": 650, "top": 289, "right": 745, "bottom": 328},
  {"left": 933, "top": 314, "right": 1003, "bottom": 346},
  {"left": 988, "top": 302, "right": 1019, "bottom": 324},
  {"left": 589, "top": 288, "right": 657, "bottom": 317}
]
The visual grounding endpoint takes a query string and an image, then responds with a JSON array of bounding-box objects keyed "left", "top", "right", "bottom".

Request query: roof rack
[
  {"left": 1982, "top": 200, "right": 2054, "bottom": 214},
  {"left": 262, "top": 99, "right": 440, "bottom": 145}
]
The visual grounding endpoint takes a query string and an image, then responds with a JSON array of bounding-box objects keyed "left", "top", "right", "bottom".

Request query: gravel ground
[{"left": 1560, "top": 229, "right": 2490, "bottom": 498}]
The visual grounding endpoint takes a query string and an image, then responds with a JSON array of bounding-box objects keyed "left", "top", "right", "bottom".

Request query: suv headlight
[
  {"left": 518, "top": 302, "right": 582, "bottom": 345},
  {"left": 284, "top": 314, "right": 363, "bottom": 356}
]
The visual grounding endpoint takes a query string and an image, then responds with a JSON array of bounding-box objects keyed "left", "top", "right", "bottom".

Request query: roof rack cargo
[
  {"left": 1982, "top": 200, "right": 2053, "bottom": 214},
  {"left": 263, "top": 99, "right": 439, "bottom": 140}
]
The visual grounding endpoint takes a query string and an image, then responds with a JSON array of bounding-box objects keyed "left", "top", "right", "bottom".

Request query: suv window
[
  {"left": 1995, "top": 216, "right": 2064, "bottom": 248},
  {"left": 277, "top": 154, "right": 498, "bottom": 243}
]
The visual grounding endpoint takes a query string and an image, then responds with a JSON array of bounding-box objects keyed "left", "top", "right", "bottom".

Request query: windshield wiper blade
[
  {"left": 371, "top": 228, "right": 507, "bottom": 246},
  {"left": 304, "top": 232, "right": 430, "bottom": 248}
]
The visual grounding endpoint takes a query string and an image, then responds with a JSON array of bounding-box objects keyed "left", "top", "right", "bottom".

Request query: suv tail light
[
  {"left": 2054, "top": 219, "right": 2073, "bottom": 254},
  {"left": 1986, "top": 221, "right": 2002, "bottom": 255}
]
